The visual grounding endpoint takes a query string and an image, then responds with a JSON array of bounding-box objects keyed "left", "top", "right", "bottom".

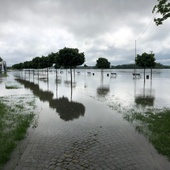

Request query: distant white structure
[{"left": 0, "top": 61, "right": 7, "bottom": 72}]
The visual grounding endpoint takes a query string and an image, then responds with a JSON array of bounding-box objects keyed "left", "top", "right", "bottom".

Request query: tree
[
  {"left": 0, "top": 57, "right": 2, "bottom": 62},
  {"left": 32, "top": 57, "right": 41, "bottom": 69},
  {"left": 56, "top": 47, "right": 85, "bottom": 69},
  {"left": 135, "top": 52, "right": 156, "bottom": 80},
  {"left": 96, "top": 57, "right": 110, "bottom": 69},
  {"left": 56, "top": 47, "right": 85, "bottom": 86},
  {"left": 47, "top": 52, "right": 57, "bottom": 67},
  {"left": 153, "top": 0, "right": 170, "bottom": 25},
  {"left": 12, "top": 62, "right": 24, "bottom": 70}
]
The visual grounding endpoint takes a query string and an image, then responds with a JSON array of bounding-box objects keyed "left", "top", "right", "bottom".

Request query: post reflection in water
[
  {"left": 15, "top": 76, "right": 85, "bottom": 122},
  {"left": 134, "top": 78, "right": 155, "bottom": 108},
  {"left": 97, "top": 69, "right": 110, "bottom": 97}
]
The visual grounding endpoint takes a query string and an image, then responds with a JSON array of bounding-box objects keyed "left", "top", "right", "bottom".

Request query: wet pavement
[
  {"left": 2, "top": 70, "right": 170, "bottom": 170},
  {"left": 4, "top": 96, "right": 170, "bottom": 170}
]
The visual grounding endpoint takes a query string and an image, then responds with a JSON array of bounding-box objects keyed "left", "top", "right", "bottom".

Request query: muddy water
[{"left": 1, "top": 69, "right": 170, "bottom": 169}]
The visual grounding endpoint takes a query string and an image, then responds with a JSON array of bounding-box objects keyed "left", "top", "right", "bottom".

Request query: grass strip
[
  {"left": 0, "top": 97, "right": 35, "bottom": 168},
  {"left": 5, "top": 85, "right": 20, "bottom": 89},
  {"left": 124, "top": 109, "right": 170, "bottom": 160}
]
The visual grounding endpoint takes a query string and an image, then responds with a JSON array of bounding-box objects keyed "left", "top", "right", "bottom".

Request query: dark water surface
[{"left": 1, "top": 69, "right": 170, "bottom": 170}]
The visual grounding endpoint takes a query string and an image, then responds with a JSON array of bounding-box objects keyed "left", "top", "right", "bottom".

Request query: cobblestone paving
[{"left": 4, "top": 98, "right": 170, "bottom": 170}]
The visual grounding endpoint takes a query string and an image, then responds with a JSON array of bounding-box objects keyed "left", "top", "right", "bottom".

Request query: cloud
[{"left": 0, "top": 0, "right": 170, "bottom": 66}]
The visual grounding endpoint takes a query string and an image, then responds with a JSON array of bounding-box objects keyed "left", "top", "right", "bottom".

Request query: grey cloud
[{"left": 0, "top": 0, "right": 170, "bottom": 66}]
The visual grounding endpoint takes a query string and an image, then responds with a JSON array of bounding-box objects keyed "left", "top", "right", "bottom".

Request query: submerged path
[{"left": 4, "top": 95, "right": 170, "bottom": 170}]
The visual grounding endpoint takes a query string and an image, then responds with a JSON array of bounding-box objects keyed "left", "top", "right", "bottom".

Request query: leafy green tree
[
  {"left": 32, "top": 57, "right": 41, "bottom": 69},
  {"left": 23, "top": 61, "right": 33, "bottom": 69},
  {"left": 48, "top": 52, "right": 57, "bottom": 67},
  {"left": 0, "top": 57, "right": 2, "bottom": 62},
  {"left": 84, "top": 64, "right": 88, "bottom": 68},
  {"left": 96, "top": 57, "right": 110, "bottom": 69},
  {"left": 56, "top": 47, "right": 85, "bottom": 86},
  {"left": 56, "top": 47, "right": 85, "bottom": 68},
  {"left": 135, "top": 52, "right": 156, "bottom": 79},
  {"left": 40, "top": 56, "right": 49, "bottom": 68},
  {"left": 153, "top": 0, "right": 170, "bottom": 25},
  {"left": 12, "top": 63, "right": 24, "bottom": 70}
]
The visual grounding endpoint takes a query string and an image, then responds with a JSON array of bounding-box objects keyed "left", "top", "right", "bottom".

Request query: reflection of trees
[
  {"left": 97, "top": 86, "right": 110, "bottom": 96},
  {"left": 97, "top": 69, "right": 110, "bottom": 96},
  {"left": 16, "top": 79, "right": 53, "bottom": 102},
  {"left": 135, "top": 95, "right": 155, "bottom": 107},
  {"left": 56, "top": 78, "right": 61, "bottom": 84},
  {"left": 49, "top": 97, "right": 85, "bottom": 121},
  {"left": 64, "top": 80, "right": 76, "bottom": 88},
  {"left": 134, "top": 80, "right": 155, "bottom": 107},
  {"left": 15, "top": 78, "right": 85, "bottom": 121}
]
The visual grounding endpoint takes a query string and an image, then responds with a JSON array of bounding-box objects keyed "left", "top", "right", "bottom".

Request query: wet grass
[
  {"left": 5, "top": 81, "right": 21, "bottom": 89},
  {"left": 5, "top": 85, "right": 20, "bottom": 89},
  {"left": 0, "top": 96, "right": 35, "bottom": 168},
  {"left": 124, "top": 108, "right": 170, "bottom": 160},
  {"left": 0, "top": 73, "right": 8, "bottom": 77}
]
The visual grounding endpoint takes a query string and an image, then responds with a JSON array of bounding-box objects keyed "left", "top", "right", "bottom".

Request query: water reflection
[
  {"left": 97, "top": 86, "right": 110, "bottom": 96},
  {"left": 49, "top": 97, "right": 85, "bottom": 121},
  {"left": 64, "top": 80, "right": 76, "bottom": 88},
  {"left": 12, "top": 69, "right": 170, "bottom": 114},
  {"left": 135, "top": 95, "right": 155, "bottom": 107},
  {"left": 15, "top": 77, "right": 85, "bottom": 121},
  {"left": 56, "top": 78, "right": 62, "bottom": 84},
  {"left": 16, "top": 79, "right": 53, "bottom": 102},
  {"left": 97, "top": 70, "right": 110, "bottom": 97},
  {"left": 135, "top": 80, "right": 155, "bottom": 107}
]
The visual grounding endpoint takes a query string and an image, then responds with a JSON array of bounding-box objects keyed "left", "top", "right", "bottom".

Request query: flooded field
[
  {"left": 1, "top": 69, "right": 170, "bottom": 108},
  {"left": 1, "top": 69, "right": 170, "bottom": 170},
  {"left": 1, "top": 68, "right": 170, "bottom": 124}
]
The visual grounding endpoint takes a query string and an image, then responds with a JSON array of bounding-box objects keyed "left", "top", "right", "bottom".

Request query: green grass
[
  {"left": 5, "top": 81, "right": 21, "bottom": 89},
  {"left": 124, "top": 108, "right": 170, "bottom": 160},
  {"left": 0, "top": 96, "right": 35, "bottom": 168},
  {"left": 0, "top": 73, "right": 8, "bottom": 77},
  {"left": 5, "top": 85, "right": 20, "bottom": 89}
]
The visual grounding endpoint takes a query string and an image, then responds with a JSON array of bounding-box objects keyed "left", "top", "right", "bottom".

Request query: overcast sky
[{"left": 0, "top": 0, "right": 170, "bottom": 66}]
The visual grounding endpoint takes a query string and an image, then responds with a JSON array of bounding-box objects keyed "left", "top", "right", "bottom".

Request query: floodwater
[
  {"left": 1, "top": 68, "right": 170, "bottom": 124},
  {"left": 1, "top": 69, "right": 170, "bottom": 169},
  {"left": 1, "top": 68, "right": 170, "bottom": 128}
]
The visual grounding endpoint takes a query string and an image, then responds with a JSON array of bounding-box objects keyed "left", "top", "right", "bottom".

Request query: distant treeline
[
  {"left": 111, "top": 63, "right": 170, "bottom": 69},
  {"left": 8, "top": 63, "right": 170, "bottom": 70}
]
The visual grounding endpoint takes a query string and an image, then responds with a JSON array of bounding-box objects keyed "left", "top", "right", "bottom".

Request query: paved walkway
[{"left": 4, "top": 97, "right": 170, "bottom": 170}]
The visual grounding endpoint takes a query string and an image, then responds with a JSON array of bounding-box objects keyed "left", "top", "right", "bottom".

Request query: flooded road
[{"left": 1, "top": 69, "right": 170, "bottom": 170}]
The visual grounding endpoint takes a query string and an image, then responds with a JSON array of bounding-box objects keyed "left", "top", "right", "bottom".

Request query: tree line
[
  {"left": 12, "top": 47, "right": 111, "bottom": 70},
  {"left": 12, "top": 46, "right": 158, "bottom": 71},
  {"left": 12, "top": 47, "right": 85, "bottom": 70}
]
